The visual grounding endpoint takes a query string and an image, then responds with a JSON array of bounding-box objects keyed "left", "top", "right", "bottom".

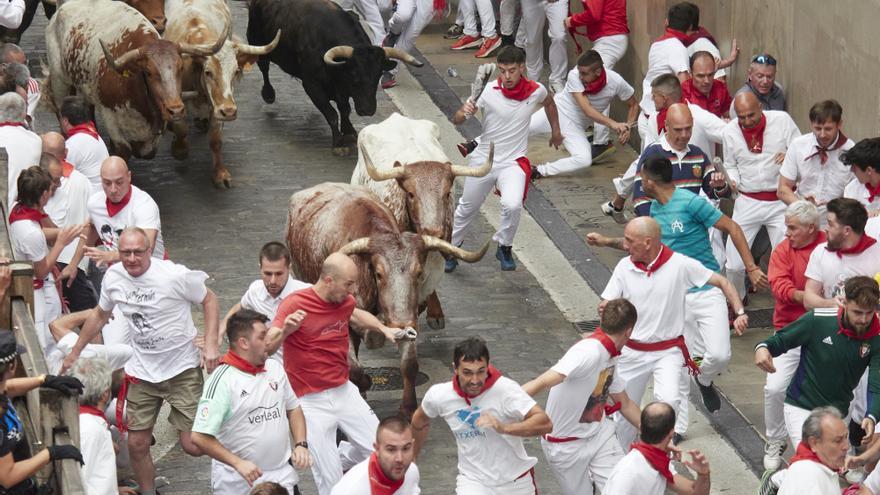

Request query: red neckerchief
[
  {"left": 655, "top": 28, "right": 690, "bottom": 44},
  {"left": 494, "top": 77, "right": 540, "bottom": 101},
  {"left": 79, "top": 405, "right": 107, "bottom": 424},
  {"left": 789, "top": 441, "right": 834, "bottom": 469},
  {"left": 825, "top": 234, "right": 877, "bottom": 259},
  {"left": 583, "top": 67, "right": 607, "bottom": 95},
  {"left": 219, "top": 350, "right": 266, "bottom": 374},
  {"left": 684, "top": 26, "right": 717, "bottom": 47},
  {"left": 630, "top": 442, "right": 674, "bottom": 484},
  {"left": 837, "top": 307, "right": 880, "bottom": 341},
  {"left": 740, "top": 113, "right": 767, "bottom": 153},
  {"left": 106, "top": 186, "right": 133, "bottom": 217},
  {"left": 805, "top": 131, "right": 848, "bottom": 165},
  {"left": 452, "top": 364, "right": 502, "bottom": 406},
  {"left": 656, "top": 108, "right": 669, "bottom": 134},
  {"left": 0, "top": 121, "right": 24, "bottom": 128},
  {"left": 632, "top": 244, "right": 673, "bottom": 276},
  {"left": 368, "top": 452, "right": 405, "bottom": 495},
  {"left": 587, "top": 327, "right": 621, "bottom": 357},
  {"left": 66, "top": 122, "right": 99, "bottom": 140},
  {"left": 866, "top": 181, "right": 880, "bottom": 203},
  {"left": 8, "top": 203, "right": 47, "bottom": 224},
  {"left": 61, "top": 160, "right": 74, "bottom": 178}
]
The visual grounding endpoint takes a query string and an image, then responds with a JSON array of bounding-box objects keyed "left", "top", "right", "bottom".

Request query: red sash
[
  {"left": 116, "top": 374, "right": 140, "bottom": 433},
  {"left": 106, "top": 187, "right": 133, "bottom": 217},
  {"left": 493, "top": 157, "right": 532, "bottom": 204},
  {"left": 432, "top": 0, "right": 445, "bottom": 17},
  {"left": 452, "top": 364, "right": 501, "bottom": 406},
  {"left": 626, "top": 336, "right": 701, "bottom": 375},
  {"left": 741, "top": 191, "right": 779, "bottom": 202},
  {"left": 631, "top": 442, "right": 674, "bottom": 484},
  {"left": 494, "top": 77, "right": 540, "bottom": 101},
  {"left": 740, "top": 114, "right": 767, "bottom": 153},
  {"left": 805, "top": 131, "right": 848, "bottom": 165},
  {"left": 583, "top": 68, "right": 607, "bottom": 95},
  {"left": 543, "top": 434, "right": 580, "bottom": 443}
]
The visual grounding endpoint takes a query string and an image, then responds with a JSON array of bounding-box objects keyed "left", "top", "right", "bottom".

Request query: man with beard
[{"left": 331, "top": 416, "right": 421, "bottom": 494}]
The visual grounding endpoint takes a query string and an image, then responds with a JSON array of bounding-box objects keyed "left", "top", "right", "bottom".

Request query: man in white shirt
[
  {"left": 722, "top": 91, "right": 800, "bottom": 299},
  {"left": 0, "top": 92, "right": 40, "bottom": 209},
  {"left": 843, "top": 137, "right": 880, "bottom": 213},
  {"left": 192, "top": 309, "right": 310, "bottom": 495},
  {"left": 448, "top": 46, "right": 561, "bottom": 272},
  {"left": 603, "top": 402, "right": 711, "bottom": 495},
  {"left": 778, "top": 100, "right": 854, "bottom": 221},
  {"left": 331, "top": 416, "right": 421, "bottom": 495},
  {"left": 61, "top": 227, "right": 220, "bottom": 495},
  {"left": 770, "top": 407, "right": 848, "bottom": 495},
  {"left": 0, "top": 0, "right": 24, "bottom": 28},
  {"left": 528, "top": 50, "right": 637, "bottom": 179},
  {"left": 411, "top": 337, "right": 552, "bottom": 494},
  {"left": 60, "top": 95, "right": 110, "bottom": 192},
  {"left": 638, "top": 3, "right": 696, "bottom": 120},
  {"left": 521, "top": 298, "right": 641, "bottom": 495}
]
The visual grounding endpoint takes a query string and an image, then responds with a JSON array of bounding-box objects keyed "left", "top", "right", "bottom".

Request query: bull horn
[
  {"left": 234, "top": 29, "right": 281, "bottom": 56},
  {"left": 360, "top": 144, "right": 405, "bottom": 181},
  {"left": 178, "top": 22, "right": 229, "bottom": 56},
  {"left": 324, "top": 45, "right": 354, "bottom": 66},
  {"left": 339, "top": 237, "right": 371, "bottom": 255},
  {"left": 422, "top": 236, "right": 489, "bottom": 263},
  {"left": 100, "top": 39, "right": 142, "bottom": 73},
  {"left": 449, "top": 142, "right": 494, "bottom": 177},
  {"left": 382, "top": 47, "right": 423, "bottom": 67}
]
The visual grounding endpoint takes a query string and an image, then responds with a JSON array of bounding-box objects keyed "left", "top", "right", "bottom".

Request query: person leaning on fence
[{"left": 0, "top": 330, "right": 86, "bottom": 494}]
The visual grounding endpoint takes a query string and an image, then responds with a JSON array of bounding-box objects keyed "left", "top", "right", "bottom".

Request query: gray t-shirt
[{"left": 735, "top": 82, "right": 786, "bottom": 111}]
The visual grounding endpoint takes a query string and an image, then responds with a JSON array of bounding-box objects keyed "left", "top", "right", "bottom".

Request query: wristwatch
[
  {"left": 735, "top": 309, "right": 746, "bottom": 317},
  {"left": 294, "top": 441, "right": 309, "bottom": 450}
]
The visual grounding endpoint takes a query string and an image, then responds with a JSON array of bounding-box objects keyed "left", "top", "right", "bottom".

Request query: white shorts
[
  {"left": 211, "top": 459, "right": 298, "bottom": 495},
  {"left": 456, "top": 470, "right": 538, "bottom": 495}
]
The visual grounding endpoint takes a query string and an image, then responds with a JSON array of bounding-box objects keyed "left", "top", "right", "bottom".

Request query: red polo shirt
[
  {"left": 569, "top": 0, "right": 629, "bottom": 41},
  {"left": 681, "top": 78, "right": 732, "bottom": 118}
]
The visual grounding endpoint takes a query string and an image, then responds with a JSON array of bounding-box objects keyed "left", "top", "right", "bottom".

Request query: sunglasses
[{"left": 751, "top": 54, "right": 777, "bottom": 66}]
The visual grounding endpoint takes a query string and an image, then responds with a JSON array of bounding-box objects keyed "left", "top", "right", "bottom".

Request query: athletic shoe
[
  {"left": 762, "top": 439, "right": 786, "bottom": 471},
  {"left": 591, "top": 143, "right": 616, "bottom": 163},
  {"left": 696, "top": 379, "right": 721, "bottom": 412},
  {"left": 758, "top": 469, "right": 780, "bottom": 495},
  {"left": 445, "top": 23, "right": 464, "bottom": 39},
  {"left": 475, "top": 36, "right": 501, "bottom": 58},
  {"left": 600, "top": 201, "right": 627, "bottom": 224},
  {"left": 444, "top": 257, "right": 458, "bottom": 273},
  {"left": 382, "top": 32, "right": 400, "bottom": 48},
  {"left": 380, "top": 72, "right": 397, "bottom": 89},
  {"left": 457, "top": 140, "right": 477, "bottom": 157},
  {"left": 496, "top": 245, "right": 516, "bottom": 271},
  {"left": 451, "top": 35, "right": 482, "bottom": 50},
  {"left": 550, "top": 80, "right": 565, "bottom": 94},
  {"left": 671, "top": 433, "right": 684, "bottom": 446},
  {"left": 530, "top": 166, "right": 543, "bottom": 181}
]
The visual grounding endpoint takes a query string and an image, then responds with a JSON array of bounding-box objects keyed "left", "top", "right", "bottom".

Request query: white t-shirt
[
  {"left": 640, "top": 38, "right": 689, "bottom": 113},
  {"left": 472, "top": 82, "right": 548, "bottom": 166},
  {"left": 545, "top": 338, "right": 625, "bottom": 439},
  {"left": 555, "top": 67, "right": 634, "bottom": 129},
  {"left": 45, "top": 169, "right": 92, "bottom": 269},
  {"left": 804, "top": 240, "right": 880, "bottom": 298},
  {"left": 192, "top": 359, "right": 300, "bottom": 474},
  {"left": 780, "top": 132, "right": 854, "bottom": 206},
  {"left": 686, "top": 37, "right": 727, "bottom": 79},
  {"left": 844, "top": 178, "right": 880, "bottom": 213},
  {"left": 0, "top": 0, "right": 24, "bottom": 28},
  {"left": 79, "top": 412, "right": 117, "bottom": 495},
  {"left": 0, "top": 125, "right": 42, "bottom": 208},
  {"left": 602, "top": 449, "right": 668, "bottom": 495},
  {"left": 98, "top": 259, "right": 207, "bottom": 382},
  {"left": 420, "top": 376, "right": 537, "bottom": 485},
  {"left": 601, "top": 252, "right": 713, "bottom": 342},
  {"left": 87, "top": 185, "right": 165, "bottom": 259},
  {"left": 777, "top": 460, "right": 839, "bottom": 495},
  {"left": 722, "top": 110, "right": 801, "bottom": 192},
  {"left": 240, "top": 276, "right": 312, "bottom": 364},
  {"left": 9, "top": 217, "right": 53, "bottom": 287},
  {"left": 330, "top": 459, "right": 420, "bottom": 495},
  {"left": 863, "top": 464, "right": 880, "bottom": 495},
  {"left": 66, "top": 133, "right": 110, "bottom": 193}
]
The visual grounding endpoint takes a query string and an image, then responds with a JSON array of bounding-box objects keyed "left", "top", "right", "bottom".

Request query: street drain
[
  {"left": 573, "top": 320, "right": 600, "bottom": 333},
  {"left": 364, "top": 367, "right": 430, "bottom": 391}
]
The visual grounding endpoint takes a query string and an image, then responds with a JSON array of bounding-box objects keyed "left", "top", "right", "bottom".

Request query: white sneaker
[
  {"left": 600, "top": 201, "right": 627, "bottom": 224},
  {"left": 762, "top": 439, "right": 787, "bottom": 471}
]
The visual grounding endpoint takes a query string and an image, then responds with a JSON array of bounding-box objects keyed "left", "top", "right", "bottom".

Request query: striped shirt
[{"left": 632, "top": 137, "right": 718, "bottom": 216}]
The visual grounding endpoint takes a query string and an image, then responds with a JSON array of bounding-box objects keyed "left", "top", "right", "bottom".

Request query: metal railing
[{"left": 0, "top": 149, "right": 85, "bottom": 494}]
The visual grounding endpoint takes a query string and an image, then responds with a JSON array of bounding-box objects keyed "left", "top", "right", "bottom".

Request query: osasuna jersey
[
  {"left": 330, "top": 459, "right": 421, "bottom": 495},
  {"left": 87, "top": 185, "right": 165, "bottom": 259},
  {"left": 240, "top": 276, "right": 312, "bottom": 365},
  {"left": 193, "top": 359, "right": 300, "bottom": 475},
  {"left": 420, "top": 376, "right": 537, "bottom": 486}
]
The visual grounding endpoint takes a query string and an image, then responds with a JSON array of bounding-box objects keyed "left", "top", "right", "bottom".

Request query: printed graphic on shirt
[
  {"left": 99, "top": 223, "right": 123, "bottom": 249},
  {"left": 454, "top": 407, "right": 487, "bottom": 440},
  {"left": 580, "top": 366, "right": 614, "bottom": 423},
  {"left": 247, "top": 401, "right": 284, "bottom": 425}
]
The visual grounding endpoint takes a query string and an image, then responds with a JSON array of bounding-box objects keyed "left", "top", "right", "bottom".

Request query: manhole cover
[
  {"left": 573, "top": 320, "right": 600, "bottom": 333},
  {"left": 364, "top": 367, "right": 430, "bottom": 391}
]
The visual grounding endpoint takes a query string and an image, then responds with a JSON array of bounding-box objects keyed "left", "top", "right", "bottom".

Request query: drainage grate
[
  {"left": 364, "top": 367, "right": 430, "bottom": 392},
  {"left": 573, "top": 320, "right": 601, "bottom": 333}
]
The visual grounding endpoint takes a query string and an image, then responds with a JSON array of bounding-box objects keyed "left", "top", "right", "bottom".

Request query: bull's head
[
  {"left": 360, "top": 143, "right": 494, "bottom": 239},
  {"left": 339, "top": 232, "right": 488, "bottom": 329},
  {"left": 323, "top": 45, "right": 423, "bottom": 117},
  {"left": 123, "top": 0, "right": 167, "bottom": 34}
]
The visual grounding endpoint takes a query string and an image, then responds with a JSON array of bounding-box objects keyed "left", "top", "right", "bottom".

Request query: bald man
[
  {"left": 266, "top": 252, "right": 405, "bottom": 495},
  {"left": 599, "top": 215, "right": 746, "bottom": 448},
  {"left": 722, "top": 92, "right": 800, "bottom": 300}
]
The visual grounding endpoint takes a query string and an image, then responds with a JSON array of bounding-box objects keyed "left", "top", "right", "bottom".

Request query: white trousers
[
  {"left": 300, "top": 382, "right": 379, "bottom": 495},
  {"left": 337, "top": 0, "right": 386, "bottom": 44},
  {"left": 725, "top": 195, "right": 786, "bottom": 299},
  {"left": 456, "top": 470, "right": 537, "bottom": 495},
  {"left": 451, "top": 162, "right": 526, "bottom": 247},
  {"left": 783, "top": 403, "right": 812, "bottom": 446},
  {"left": 211, "top": 460, "right": 298, "bottom": 495},
  {"left": 541, "top": 420, "right": 622, "bottom": 495},
  {"left": 460, "top": 0, "right": 496, "bottom": 37},
  {"left": 615, "top": 346, "right": 685, "bottom": 449},
  {"left": 34, "top": 283, "right": 61, "bottom": 355},
  {"left": 764, "top": 348, "right": 801, "bottom": 441},
  {"left": 387, "top": 0, "right": 433, "bottom": 74},
  {"left": 46, "top": 332, "right": 134, "bottom": 375},
  {"left": 612, "top": 158, "right": 639, "bottom": 197},
  {"left": 520, "top": 0, "right": 567, "bottom": 85},
  {"left": 709, "top": 226, "right": 727, "bottom": 270},
  {"left": 529, "top": 109, "right": 592, "bottom": 176},
  {"left": 590, "top": 33, "right": 629, "bottom": 146}
]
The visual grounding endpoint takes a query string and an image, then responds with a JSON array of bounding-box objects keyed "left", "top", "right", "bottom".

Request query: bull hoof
[
  {"left": 332, "top": 146, "right": 351, "bottom": 157},
  {"left": 426, "top": 317, "right": 445, "bottom": 330},
  {"left": 261, "top": 85, "right": 276, "bottom": 104},
  {"left": 194, "top": 118, "right": 210, "bottom": 132},
  {"left": 363, "top": 329, "right": 386, "bottom": 349},
  {"left": 213, "top": 172, "right": 232, "bottom": 189},
  {"left": 171, "top": 139, "right": 189, "bottom": 160}
]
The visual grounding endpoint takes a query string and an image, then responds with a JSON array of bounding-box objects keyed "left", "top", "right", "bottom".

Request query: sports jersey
[
  {"left": 87, "top": 185, "right": 165, "bottom": 259},
  {"left": 45, "top": 168, "right": 92, "bottom": 269},
  {"left": 640, "top": 38, "right": 689, "bottom": 113},
  {"left": 780, "top": 132, "right": 854, "bottom": 206},
  {"left": 240, "top": 276, "right": 311, "bottom": 364},
  {"left": 0, "top": 123, "right": 42, "bottom": 208},
  {"left": 420, "top": 375, "right": 537, "bottom": 485},
  {"left": 649, "top": 188, "right": 722, "bottom": 275},
  {"left": 632, "top": 138, "right": 717, "bottom": 216},
  {"left": 758, "top": 308, "right": 880, "bottom": 421},
  {"left": 555, "top": 67, "right": 633, "bottom": 129},
  {"left": 472, "top": 81, "right": 548, "bottom": 166},
  {"left": 804, "top": 237, "right": 880, "bottom": 298},
  {"left": 330, "top": 458, "right": 421, "bottom": 495},
  {"left": 602, "top": 448, "right": 668, "bottom": 495},
  {"left": 722, "top": 110, "right": 800, "bottom": 193},
  {"left": 80, "top": 410, "right": 117, "bottom": 495},
  {"left": 98, "top": 259, "right": 207, "bottom": 382},
  {"left": 66, "top": 132, "right": 110, "bottom": 192},
  {"left": 272, "top": 288, "right": 356, "bottom": 397}
]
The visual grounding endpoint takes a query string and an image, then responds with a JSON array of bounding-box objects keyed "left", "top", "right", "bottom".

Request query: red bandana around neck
[
  {"left": 806, "top": 131, "right": 848, "bottom": 165},
  {"left": 825, "top": 234, "right": 877, "bottom": 259},
  {"left": 106, "top": 186, "right": 133, "bottom": 217},
  {"left": 494, "top": 77, "right": 540, "bottom": 101},
  {"left": 837, "top": 308, "right": 880, "bottom": 341},
  {"left": 789, "top": 441, "right": 834, "bottom": 469},
  {"left": 368, "top": 452, "right": 405, "bottom": 495},
  {"left": 684, "top": 26, "right": 717, "bottom": 47},
  {"left": 656, "top": 108, "right": 669, "bottom": 134},
  {"left": 740, "top": 114, "right": 767, "bottom": 153},
  {"left": 61, "top": 160, "right": 75, "bottom": 178},
  {"left": 79, "top": 405, "right": 107, "bottom": 423},
  {"left": 655, "top": 28, "right": 690, "bottom": 44},
  {"left": 67, "top": 122, "right": 99, "bottom": 140},
  {"left": 219, "top": 350, "right": 266, "bottom": 375},
  {"left": 587, "top": 327, "right": 621, "bottom": 357},
  {"left": 0, "top": 121, "right": 24, "bottom": 128},
  {"left": 632, "top": 244, "right": 673, "bottom": 276},
  {"left": 866, "top": 181, "right": 880, "bottom": 204},
  {"left": 583, "top": 67, "right": 607, "bottom": 95},
  {"left": 630, "top": 442, "right": 674, "bottom": 484},
  {"left": 452, "top": 364, "right": 502, "bottom": 405},
  {"left": 8, "top": 204, "right": 47, "bottom": 224}
]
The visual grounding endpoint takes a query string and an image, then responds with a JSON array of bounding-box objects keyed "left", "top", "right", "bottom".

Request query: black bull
[{"left": 245, "top": 0, "right": 423, "bottom": 157}]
